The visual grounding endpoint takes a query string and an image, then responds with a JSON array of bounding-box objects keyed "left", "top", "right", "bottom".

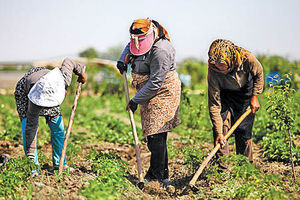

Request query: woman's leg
[
  {"left": 145, "top": 132, "right": 168, "bottom": 181},
  {"left": 234, "top": 113, "right": 255, "bottom": 162},
  {"left": 162, "top": 132, "right": 169, "bottom": 180},
  {"left": 46, "top": 115, "right": 66, "bottom": 167},
  {"left": 21, "top": 118, "right": 39, "bottom": 166},
  {"left": 214, "top": 110, "right": 230, "bottom": 159},
  {"left": 25, "top": 101, "right": 42, "bottom": 165}
]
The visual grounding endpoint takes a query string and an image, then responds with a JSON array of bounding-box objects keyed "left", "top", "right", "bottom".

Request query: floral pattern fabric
[{"left": 132, "top": 70, "right": 181, "bottom": 137}]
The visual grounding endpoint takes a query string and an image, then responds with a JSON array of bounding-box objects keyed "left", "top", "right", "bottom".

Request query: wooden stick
[
  {"left": 58, "top": 67, "right": 85, "bottom": 175},
  {"left": 189, "top": 108, "right": 252, "bottom": 187},
  {"left": 122, "top": 72, "right": 144, "bottom": 183}
]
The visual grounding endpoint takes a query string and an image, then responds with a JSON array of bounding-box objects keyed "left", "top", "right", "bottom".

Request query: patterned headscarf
[
  {"left": 130, "top": 19, "right": 152, "bottom": 34},
  {"left": 130, "top": 18, "right": 170, "bottom": 41},
  {"left": 208, "top": 39, "right": 249, "bottom": 71},
  {"left": 152, "top": 20, "right": 170, "bottom": 41}
]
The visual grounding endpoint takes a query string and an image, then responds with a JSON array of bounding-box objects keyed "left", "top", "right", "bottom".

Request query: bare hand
[
  {"left": 250, "top": 95, "right": 260, "bottom": 114},
  {"left": 77, "top": 72, "right": 87, "bottom": 84},
  {"left": 126, "top": 103, "right": 130, "bottom": 111},
  {"left": 215, "top": 133, "right": 225, "bottom": 147}
]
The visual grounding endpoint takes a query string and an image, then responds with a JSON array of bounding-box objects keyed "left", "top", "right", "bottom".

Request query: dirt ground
[{"left": 0, "top": 136, "right": 299, "bottom": 200}]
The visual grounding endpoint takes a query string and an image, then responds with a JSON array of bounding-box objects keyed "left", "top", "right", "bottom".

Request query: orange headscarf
[
  {"left": 208, "top": 39, "right": 249, "bottom": 71},
  {"left": 130, "top": 18, "right": 170, "bottom": 41},
  {"left": 130, "top": 19, "right": 152, "bottom": 34}
]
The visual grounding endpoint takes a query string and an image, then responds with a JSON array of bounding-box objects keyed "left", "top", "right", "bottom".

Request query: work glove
[
  {"left": 126, "top": 99, "right": 138, "bottom": 113},
  {"left": 77, "top": 72, "right": 87, "bottom": 84},
  {"left": 250, "top": 95, "right": 260, "bottom": 114},
  {"left": 117, "top": 61, "right": 128, "bottom": 74},
  {"left": 215, "top": 133, "right": 225, "bottom": 148}
]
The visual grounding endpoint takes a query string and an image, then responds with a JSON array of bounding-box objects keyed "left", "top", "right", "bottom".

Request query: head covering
[
  {"left": 129, "top": 18, "right": 170, "bottom": 56},
  {"left": 28, "top": 67, "right": 65, "bottom": 107},
  {"left": 208, "top": 39, "right": 249, "bottom": 72},
  {"left": 152, "top": 20, "right": 170, "bottom": 41}
]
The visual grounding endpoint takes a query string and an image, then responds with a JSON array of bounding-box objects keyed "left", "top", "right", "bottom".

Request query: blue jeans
[{"left": 21, "top": 115, "right": 66, "bottom": 167}]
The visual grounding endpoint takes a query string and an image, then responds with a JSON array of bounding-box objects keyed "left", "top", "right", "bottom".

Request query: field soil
[{"left": 0, "top": 132, "right": 299, "bottom": 199}]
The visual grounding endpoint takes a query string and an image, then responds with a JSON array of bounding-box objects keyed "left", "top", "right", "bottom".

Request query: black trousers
[
  {"left": 145, "top": 132, "right": 169, "bottom": 180},
  {"left": 216, "top": 71, "right": 255, "bottom": 162}
]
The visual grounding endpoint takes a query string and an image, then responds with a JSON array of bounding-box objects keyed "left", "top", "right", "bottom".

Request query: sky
[{"left": 0, "top": 0, "right": 300, "bottom": 62}]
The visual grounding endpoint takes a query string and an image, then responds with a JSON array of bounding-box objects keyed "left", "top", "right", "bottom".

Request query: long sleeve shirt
[
  {"left": 23, "top": 58, "right": 85, "bottom": 155},
  {"left": 60, "top": 58, "right": 85, "bottom": 88},
  {"left": 208, "top": 52, "right": 264, "bottom": 134},
  {"left": 125, "top": 39, "right": 176, "bottom": 104},
  {"left": 118, "top": 43, "right": 130, "bottom": 63},
  {"left": 24, "top": 58, "right": 85, "bottom": 93}
]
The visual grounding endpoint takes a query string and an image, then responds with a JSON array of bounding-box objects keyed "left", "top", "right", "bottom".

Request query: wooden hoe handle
[
  {"left": 189, "top": 108, "right": 252, "bottom": 187},
  {"left": 58, "top": 67, "right": 86, "bottom": 175},
  {"left": 122, "top": 72, "right": 144, "bottom": 183}
]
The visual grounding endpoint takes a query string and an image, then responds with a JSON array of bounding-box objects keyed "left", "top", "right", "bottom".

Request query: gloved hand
[
  {"left": 250, "top": 95, "right": 260, "bottom": 114},
  {"left": 117, "top": 61, "right": 127, "bottom": 74},
  {"left": 77, "top": 72, "right": 87, "bottom": 84},
  {"left": 215, "top": 133, "right": 225, "bottom": 148},
  {"left": 126, "top": 99, "right": 138, "bottom": 113}
]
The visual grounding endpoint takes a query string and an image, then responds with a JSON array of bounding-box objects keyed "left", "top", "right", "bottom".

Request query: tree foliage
[
  {"left": 79, "top": 47, "right": 99, "bottom": 59},
  {"left": 79, "top": 45, "right": 124, "bottom": 61},
  {"left": 178, "top": 55, "right": 300, "bottom": 89},
  {"left": 98, "top": 45, "right": 124, "bottom": 60},
  {"left": 177, "top": 57, "right": 208, "bottom": 89}
]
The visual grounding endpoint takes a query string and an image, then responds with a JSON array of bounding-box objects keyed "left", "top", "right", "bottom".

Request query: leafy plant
[
  {"left": 79, "top": 150, "right": 133, "bottom": 200},
  {"left": 194, "top": 154, "right": 295, "bottom": 199},
  {"left": 264, "top": 75, "right": 299, "bottom": 180},
  {"left": 0, "top": 157, "right": 36, "bottom": 197},
  {"left": 183, "top": 145, "right": 208, "bottom": 173}
]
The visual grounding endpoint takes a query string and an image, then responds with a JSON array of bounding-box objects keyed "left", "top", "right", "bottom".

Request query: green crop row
[
  {"left": 189, "top": 154, "right": 298, "bottom": 199},
  {"left": 79, "top": 150, "right": 141, "bottom": 200},
  {"left": 0, "top": 157, "right": 36, "bottom": 197}
]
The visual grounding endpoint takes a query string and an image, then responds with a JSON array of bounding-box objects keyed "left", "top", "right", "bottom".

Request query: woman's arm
[
  {"left": 248, "top": 53, "right": 264, "bottom": 113},
  {"left": 248, "top": 53, "right": 264, "bottom": 96},
  {"left": 131, "top": 47, "right": 170, "bottom": 104},
  {"left": 60, "top": 58, "right": 86, "bottom": 88},
  {"left": 208, "top": 69, "right": 223, "bottom": 136},
  {"left": 118, "top": 43, "right": 130, "bottom": 63}
]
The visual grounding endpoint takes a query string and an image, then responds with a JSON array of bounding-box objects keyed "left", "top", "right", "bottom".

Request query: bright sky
[{"left": 0, "top": 0, "right": 299, "bottom": 62}]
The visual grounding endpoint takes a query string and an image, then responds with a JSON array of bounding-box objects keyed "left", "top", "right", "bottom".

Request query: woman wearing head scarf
[
  {"left": 207, "top": 39, "right": 264, "bottom": 167},
  {"left": 14, "top": 58, "right": 86, "bottom": 176},
  {"left": 117, "top": 19, "right": 181, "bottom": 184}
]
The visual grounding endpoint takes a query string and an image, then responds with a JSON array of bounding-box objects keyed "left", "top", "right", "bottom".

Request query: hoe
[
  {"left": 189, "top": 108, "right": 252, "bottom": 188},
  {"left": 58, "top": 66, "right": 86, "bottom": 175},
  {"left": 123, "top": 54, "right": 144, "bottom": 189}
]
